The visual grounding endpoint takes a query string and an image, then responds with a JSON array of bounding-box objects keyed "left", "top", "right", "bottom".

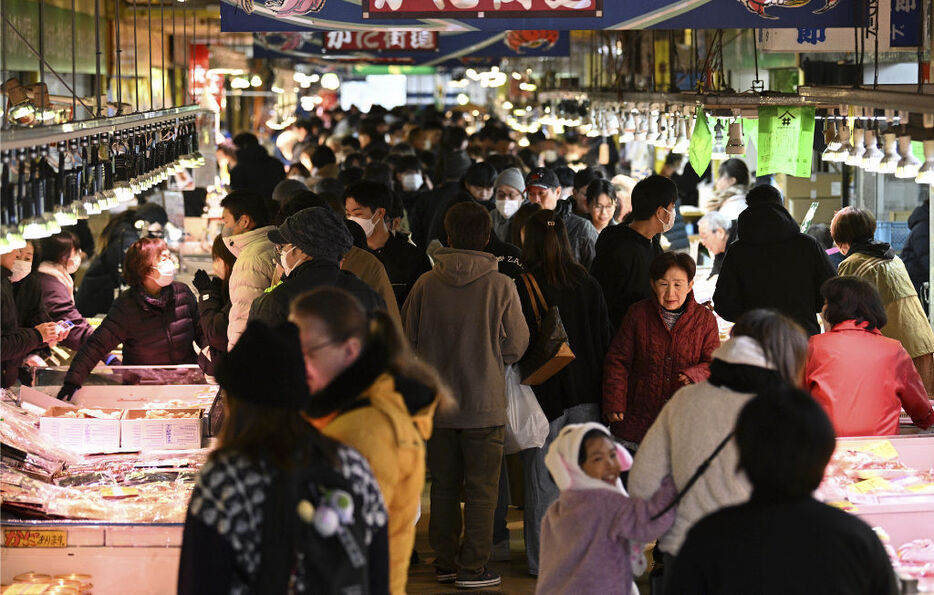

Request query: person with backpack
[
  {"left": 178, "top": 320, "right": 389, "bottom": 595},
  {"left": 291, "top": 286, "right": 445, "bottom": 595}
]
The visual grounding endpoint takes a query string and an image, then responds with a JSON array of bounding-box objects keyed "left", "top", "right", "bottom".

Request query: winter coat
[
  {"left": 806, "top": 320, "right": 933, "bottom": 436},
  {"left": 64, "top": 282, "right": 202, "bottom": 387},
  {"left": 491, "top": 207, "right": 516, "bottom": 246},
  {"left": 370, "top": 233, "right": 432, "bottom": 308},
  {"left": 305, "top": 343, "right": 439, "bottom": 595},
  {"left": 249, "top": 259, "right": 386, "bottom": 329},
  {"left": 555, "top": 198, "right": 599, "bottom": 269},
  {"left": 341, "top": 246, "right": 402, "bottom": 329},
  {"left": 229, "top": 144, "right": 285, "bottom": 199},
  {"left": 75, "top": 218, "right": 139, "bottom": 317},
  {"left": 537, "top": 423, "right": 677, "bottom": 595},
  {"left": 1, "top": 268, "right": 44, "bottom": 388},
  {"left": 603, "top": 294, "right": 720, "bottom": 444},
  {"left": 224, "top": 226, "right": 278, "bottom": 350},
  {"left": 197, "top": 280, "right": 231, "bottom": 353},
  {"left": 902, "top": 201, "right": 930, "bottom": 300},
  {"left": 838, "top": 248, "right": 934, "bottom": 359},
  {"left": 12, "top": 272, "right": 50, "bottom": 330},
  {"left": 591, "top": 224, "right": 663, "bottom": 330},
  {"left": 402, "top": 248, "right": 530, "bottom": 429},
  {"left": 629, "top": 336, "right": 773, "bottom": 555},
  {"left": 515, "top": 269, "right": 612, "bottom": 421},
  {"left": 36, "top": 266, "right": 94, "bottom": 351},
  {"left": 714, "top": 202, "right": 836, "bottom": 336},
  {"left": 667, "top": 492, "right": 899, "bottom": 595},
  {"left": 410, "top": 181, "right": 461, "bottom": 249}
]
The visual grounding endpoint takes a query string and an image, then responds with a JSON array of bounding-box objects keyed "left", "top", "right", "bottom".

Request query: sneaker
[
  {"left": 454, "top": 567, "right": 502, "bottom": 589},
  {"left": 435, "top": 567, "right": 457, "bottom": 584},
  {"left": 490, "top": 538, "right": 510, "bottom": 562}
]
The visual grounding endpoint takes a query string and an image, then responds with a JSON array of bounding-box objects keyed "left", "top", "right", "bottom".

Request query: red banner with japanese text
[
  {"left": 361, "top": 0, "right": 603, "bottom": 19},
  {"left": 188, "top": 44, "right": 224, "bottom": 109},
  {"left": 322, "top": 31, "right": 439, "bottom": 52}
]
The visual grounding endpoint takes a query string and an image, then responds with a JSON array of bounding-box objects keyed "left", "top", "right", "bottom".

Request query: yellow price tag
[
  {"left": 3, "top": 528, "right": 67, "bottom": 548},
  {"left": 837, "top": 439, "right": 899, "bottom": 460},
  {"left": 908, "top": 483, "right": 934, "bottom": 493},
  {"left": 849, "top": 476, "right": 893, "bottom": 494}
]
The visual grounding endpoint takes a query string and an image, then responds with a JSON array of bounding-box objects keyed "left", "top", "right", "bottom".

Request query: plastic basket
[{"left": 875, "top": 221, "right": 911, "bottom": 253}]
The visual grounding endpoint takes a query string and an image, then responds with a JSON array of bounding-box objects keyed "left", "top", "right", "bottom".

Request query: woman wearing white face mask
[
  {"left": 2, "top": 245, "right": 61, "bottom": 388},
  {"left": 57, "top": 237, "right": 203, "bottom": 401},
  {"left": 37, "top": 231, "right": 94, "bottom": 351}
]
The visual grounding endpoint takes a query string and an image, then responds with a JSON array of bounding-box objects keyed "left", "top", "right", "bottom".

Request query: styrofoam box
[
  {"left": 38, "top": 407, "right": 122, "bottom": 453},
  {"left": 120, "top": 409, "right": 203, "bottom": 450}
]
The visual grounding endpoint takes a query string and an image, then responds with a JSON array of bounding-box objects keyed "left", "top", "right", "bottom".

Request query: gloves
[
  {"left": 192, "top": 269, "right": 212, "bottom": 294},
  {"left": 57, "top": 382, "right": 80, "bottom": 402}
]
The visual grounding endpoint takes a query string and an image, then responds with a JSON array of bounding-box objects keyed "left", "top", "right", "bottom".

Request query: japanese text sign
[
  {"left": 362, "top": 0, "right": 602, "bottom": 19},
  {"left": 323, "top": 31, "right": 439, "bottom": 51},
  {"left": 757, "top": 106, "right": 816, "bottom": 178},
  {"left": 890, "top": 0, "right": 920, "bottom": 47},
  {"left": 4, "top": 529, "right": 68, "bottom": 548}
]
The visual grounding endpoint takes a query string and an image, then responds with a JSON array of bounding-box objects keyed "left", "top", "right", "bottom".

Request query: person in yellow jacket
[{"left": 290, "top": 285, "right": 450, "bottom": 595}]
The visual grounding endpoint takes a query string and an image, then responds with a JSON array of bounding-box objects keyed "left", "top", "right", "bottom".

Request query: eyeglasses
[
  {"left": 274, "top": 244, "right": 294, "bottom": 258},
  {"left": 302, "top": 338, "right": 337, "bottom": 354}
]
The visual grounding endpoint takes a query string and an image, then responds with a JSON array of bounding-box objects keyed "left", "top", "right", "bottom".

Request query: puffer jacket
[
  {"left": 64, "top": 282, "right": 202, "bottom": 387},
  {"left": 305, "top": 342, "right": 440, "bottom": 595},
  {"left": 75, "top": 217, "right": 139, "bottom": 317},
  {"left": 555, "top": 198, "right": 599, "bottom": 269},
  {"left": 1, "top": 268, "right": 44, "bottom": 388},
  {"left": 224, "top": 226, "right": 277, "bottom": 350},
  {"left": 402, "top": 247, "right": 530, "bottom": 429},
  {"left": 36, "top": 267, "right": 94, "bottom": 350},
  {"left": 838, "top": 248, "right": 934, "bottom": 360},
  {"left": 603, "top": 293, "right": 720, "bottom": 444},
  {"left": 714, "top": 202, "right": 835, "bottom": 336}
]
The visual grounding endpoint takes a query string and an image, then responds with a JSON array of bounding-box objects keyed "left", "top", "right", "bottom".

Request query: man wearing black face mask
[{"left": 591, "top": 175, "right": 676, "bottom": 330}]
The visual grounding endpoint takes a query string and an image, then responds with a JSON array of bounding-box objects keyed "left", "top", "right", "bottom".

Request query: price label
[
  {"left": 3, "top": 529, "right": 67, "bottom": 548},
  {"left": 837, "top": 439, "right": 899, "bottom": 460},
  {"left": 849, "top": 476, "right": 893, "bottom": 494}
]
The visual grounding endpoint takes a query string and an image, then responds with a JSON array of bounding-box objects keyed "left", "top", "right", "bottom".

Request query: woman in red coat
[
  {"left": 806, "top": 276, "right": 933, "bottom": 436},
  {"left": 603, "top": 252, "right": 720, "bottom": 449}
]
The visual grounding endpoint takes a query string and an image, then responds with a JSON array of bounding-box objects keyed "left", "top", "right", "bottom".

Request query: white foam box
[
  {"left": 38, "top": 407, "right": 123, "bottom": 453},
  {"left": 120, "top": 408, "right": 203, "bottom": 450}
]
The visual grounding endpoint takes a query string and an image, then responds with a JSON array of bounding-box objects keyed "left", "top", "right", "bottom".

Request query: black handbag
[{"left": 518, "top": 273, "right": 575, "bottom": 385}]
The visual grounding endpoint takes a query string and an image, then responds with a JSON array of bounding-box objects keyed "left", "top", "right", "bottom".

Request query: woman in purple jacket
[{"left": 37, "top": 231, "right": 94, "bottom": 351}]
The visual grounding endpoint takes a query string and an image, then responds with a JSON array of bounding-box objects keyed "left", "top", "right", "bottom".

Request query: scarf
[
  {"left": 304, "top": 338, "right": 390, "bottom": 419},
  {"left": 707, "top": 336, "right": 784, "bottom": 394},
  {"left": 38, "top": 261, "right": 74, "bottom": 297},
  {"left": 849, "top": 239, "right": 895, "bottom": 260}
]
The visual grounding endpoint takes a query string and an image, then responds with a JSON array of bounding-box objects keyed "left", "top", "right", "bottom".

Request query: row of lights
[
  {"left": 821, "top": 111, "right": 934, "bottom": 184},
  {"left": 0, "top": 118, "right": 204, "bottom": 254}
]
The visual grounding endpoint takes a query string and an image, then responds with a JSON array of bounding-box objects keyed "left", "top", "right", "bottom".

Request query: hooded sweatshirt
[
  {"left": 713, "top": 203, "right": 835, "bottom": 336},
  {"left": 401, "top": 247, "right": 529, "bottom": 429},
  {"left": 628, "top": 336, "right": 777, "bottom": 555},
  {"left": 537, "top": 423, "right": 677, "bottom": 595}
]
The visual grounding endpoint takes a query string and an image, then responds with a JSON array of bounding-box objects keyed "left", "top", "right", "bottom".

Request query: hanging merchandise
[
  {"left": 757, "top": 106, "right": 816, "bottom": 178},
  {"left": 689, "top": 108, "right": 713, "bottom": 175}
]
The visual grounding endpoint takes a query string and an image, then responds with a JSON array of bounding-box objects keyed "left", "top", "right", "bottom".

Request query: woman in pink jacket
[
  {"left": 806, "top": 276, "right": 933, "bottom": 436},
  {"left": 603, "top": 252, "right": 720, "bottom": 450}
]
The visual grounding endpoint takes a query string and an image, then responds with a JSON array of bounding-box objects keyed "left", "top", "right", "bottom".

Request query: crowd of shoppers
[{"left": 6, "top": 106, "right": 931, "bottom": 594}]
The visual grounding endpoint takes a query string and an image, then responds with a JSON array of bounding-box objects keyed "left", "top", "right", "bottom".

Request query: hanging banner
[
  {"left": 322, "top": 31, "right": 439, "bottom": 52},
  {"left": 757, "top": 106, "right": 816, "bottom": 178},
  {"left": 889, "top": 0, "right": 920, "bottom": 47},
  {"left": 689, "top": 109, "right": 712, "bottom": 177},
  {"left": 253, "top": 29, "right": 569, "bottom": 66},
  {"left": 221, "top": 0, "right": 860, "bottom": 32},
  {"left": 188, "top": 45, "right": 225, "bottom": 109},
  {"left": 361, "top": 0, "right": 602, "bottom": 19}
]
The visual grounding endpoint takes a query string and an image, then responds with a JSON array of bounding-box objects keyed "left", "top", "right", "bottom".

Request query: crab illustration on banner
[
  {"left": 240, "top": 0, "right": 326, "bottom": 16},
  {"left": 505, "top": 30, "right": 560, "bottom": 53},
  {"left": 737, "top": 0, "right": 841, "bottom": 19}
]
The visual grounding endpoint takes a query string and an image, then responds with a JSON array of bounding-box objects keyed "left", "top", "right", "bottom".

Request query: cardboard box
[
  {"left": 777, "top": 172, "right": 843, "bottom": 200},
  {"left": 786, "top": 196, "right": 843, "bottom": 225},
  {"left": 121, "top": 409, "right": 203, "bottom": 450},
  {"left": 38, "top": 407, "right": 123, "bottom": 453}
]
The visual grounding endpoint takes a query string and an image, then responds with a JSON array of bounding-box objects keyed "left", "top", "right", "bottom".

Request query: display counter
[{"left": 34, "top": 364, "right": 209, "bottom": 387}]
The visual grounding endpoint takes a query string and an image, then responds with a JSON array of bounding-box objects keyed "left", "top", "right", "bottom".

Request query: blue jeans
[{"left": 521, "top": 402, "right": 601, "bottom": 575}]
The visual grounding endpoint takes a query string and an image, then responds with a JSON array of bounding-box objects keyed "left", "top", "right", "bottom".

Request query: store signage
[
  {"left": 221, "top": 0, "right": 862, "bottom": 32},
  {"left": 188, "top": 45, "right": 225, "bottom": 108},
  {"left": 322, "top": 31, "right": 439, "bottom": 52},
  {"left": 361, "top": 0, "right": 602, "bottom": 19},
  {"left": 889, "top": 0, "right": 920, "bottom": 47},
  {"left": 757, "top": 106, "right": 816, "bottom": 178},
  {"left": 3, "top": 529, "right": 68, "bottom": 548}
]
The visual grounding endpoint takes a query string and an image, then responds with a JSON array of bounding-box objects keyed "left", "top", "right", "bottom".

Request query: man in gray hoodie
[{"left": 402, "top": 201, "right": 530, "bottom": 589}]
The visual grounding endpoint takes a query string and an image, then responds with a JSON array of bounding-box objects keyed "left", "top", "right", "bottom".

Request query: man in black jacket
[
  {"left": 713, "top": 185, "right": 835, "bottom": 336},
  {"left": 590, "top": 175, "right": 674, "bottom": 329},
  {"left": 229, "top": 132, "right": 286, "bottom": 200},
  {"left": 249, "top": 207, "right": 385, "bottom": 327},
  {"left": 525, "top": 168, "right": 599, "bottom": 269}
]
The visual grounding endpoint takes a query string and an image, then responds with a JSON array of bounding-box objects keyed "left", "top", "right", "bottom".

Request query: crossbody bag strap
[
  {"left": 650, "top": 431, "right": 735, "bottom": 520},
  {"left": 521, "top": 273, "right": 543, "bottom": 327},
  {"left": 525, "top": 272, "right": 550, "bottom": 311}
]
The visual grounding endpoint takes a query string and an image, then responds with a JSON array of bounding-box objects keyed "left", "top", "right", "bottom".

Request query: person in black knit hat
[{"left": 178, "top": 320, "right": 390, "bottom": 595}]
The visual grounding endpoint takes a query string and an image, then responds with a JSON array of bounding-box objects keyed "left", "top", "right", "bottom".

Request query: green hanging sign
[
  {"left": 757, "top": 106, "right": 816, "bottom": 178},
  {"left": 689, "top": 108, "right": 712, "bottom": 177}
]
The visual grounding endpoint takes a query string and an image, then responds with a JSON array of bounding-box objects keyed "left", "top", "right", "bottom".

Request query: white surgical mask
[
  {"left": 658, "top": 207, "right": 676, "bottom": 233},
  {"left": 66, "top": 254, "right": 82, "bottom": 275},
  {"left": 280, "top": 246, "right": 297, "bottom": 277},
  {"left": 10, "top": 260, "right": 31, "bottom": 283},
  {"left": 401, "top": 172, "right": 423, "bottom": 192},
  {"left": 348, "top": 215, "right": 378, "bottom": 238},
  {"left": 151, "top": 260, "right": 176, "bottom": 287},
  {"left": 495, "top": 199, "right": 522, "bottom": 219}
]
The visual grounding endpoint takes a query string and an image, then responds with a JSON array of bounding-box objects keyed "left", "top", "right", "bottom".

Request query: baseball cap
[{"left": 526, "top": 167, "right": 560, "bottom": 190}]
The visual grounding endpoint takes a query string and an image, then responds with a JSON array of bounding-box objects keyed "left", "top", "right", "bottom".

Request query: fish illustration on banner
[
  {"left": 504, "top": 30, "right": 560, "bottom": 53},
  {"left": 241, "top": 0, "right": 326, "bottom": 15},
  {"left": 736, "top": 0, "right": 841, "bottom": 19}
]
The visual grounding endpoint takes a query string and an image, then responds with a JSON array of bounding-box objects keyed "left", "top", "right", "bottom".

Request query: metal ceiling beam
[{"left": 798, "top": 85, "right": 934, "bottom": 114}]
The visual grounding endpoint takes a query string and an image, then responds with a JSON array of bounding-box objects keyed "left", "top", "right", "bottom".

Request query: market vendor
[
  {"left": 57, "top": 238, "right": 203, "bottom": 401},
  {"left": 37, "top": 231, "right": 95, "bottom": 351}
]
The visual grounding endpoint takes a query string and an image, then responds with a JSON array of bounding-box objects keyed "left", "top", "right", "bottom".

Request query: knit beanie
[
  {"left": 494, "top": 167, "right": 525, "bottom": 194},
  {"left": 267, "top": 206, "right": 353, "bottom": 263}
]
